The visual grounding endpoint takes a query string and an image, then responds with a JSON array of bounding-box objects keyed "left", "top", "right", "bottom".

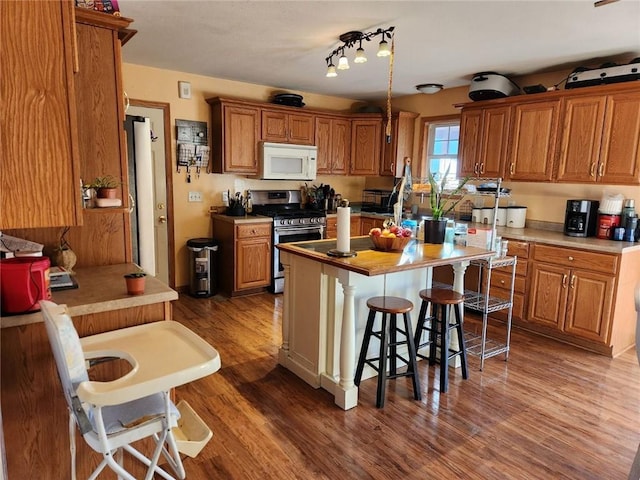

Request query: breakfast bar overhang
[{"left": 276, "top": 236, "right": 493, "bottom": 410}]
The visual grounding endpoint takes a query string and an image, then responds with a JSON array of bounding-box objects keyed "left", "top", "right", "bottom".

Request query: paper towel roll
[{"left": 336, "top": 207, "right": 351, "bottom": 253}]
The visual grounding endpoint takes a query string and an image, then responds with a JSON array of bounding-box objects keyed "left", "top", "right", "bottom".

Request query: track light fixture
[{"left": 325, "top": 26, "right": 395, "bottom": 77}]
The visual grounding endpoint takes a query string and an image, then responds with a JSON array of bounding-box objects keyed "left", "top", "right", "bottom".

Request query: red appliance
[
  {"left": 596, "top": 213, "right": 621, "bottom": 240},
  {"left": 0, "top": 257, "right": 51, "bottom": 314}
]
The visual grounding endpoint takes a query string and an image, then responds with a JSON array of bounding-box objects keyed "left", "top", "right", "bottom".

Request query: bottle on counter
[{"left": 622, "top": 199, "right": 635, "bottom": 229}]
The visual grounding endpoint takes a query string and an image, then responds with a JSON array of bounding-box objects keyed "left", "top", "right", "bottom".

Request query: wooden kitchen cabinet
[
  {"left": 1, "top": 0, "right": 83, "bottom": 229},
  {"left": 360, "top": 216, "right": 381, "bottom": 235},
  {"left": 350, "top": 116, "right": 383, "bottom": 176},
  {"left": 555, "top": 89, "right": 640, "bottom": 185},
  {"left": 555, "top": 94, "right": 607, "bottom": 183},
  {"left": 208, "top": 98, "right": 261, "bottom": 174},
  {"left": 527, "top": 244, "right": 616, "bottom": 345},
  {"left": 459, "top": 105, "right": 510, "bottom": 178},
  {"left": 261, "top": 109, "right": 315, "bottom": 145},
  {"left": 380, "top": 111, "right": 418, "bottom": 177},
  {"left": 315, "top": 116, "right": 351, "bottom": 174},
  {"left": 505, "top": 100, "right": 560, "bottom": 181},
  {"left": 212, "top": 217, "right": 272, "bottom": 296},
  {"left": 324, "top": 215, "right": 360, "bottom": 239}
]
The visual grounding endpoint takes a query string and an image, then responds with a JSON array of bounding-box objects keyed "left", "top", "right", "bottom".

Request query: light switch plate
[
  {"left": 188, "top": 191, "right": 202, "bottom": 202},
  {"left": 222, "top": 191, "right": 229, "bottom": 204}
]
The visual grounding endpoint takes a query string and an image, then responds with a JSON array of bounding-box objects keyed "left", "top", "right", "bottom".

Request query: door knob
[{"left": 158, "top": 215, "right": 167, "bottom": 224}]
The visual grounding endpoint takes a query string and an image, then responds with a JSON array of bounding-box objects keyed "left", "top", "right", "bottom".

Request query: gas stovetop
[{"left": 249, "top": 189, "right": 327, "bottom": 226}]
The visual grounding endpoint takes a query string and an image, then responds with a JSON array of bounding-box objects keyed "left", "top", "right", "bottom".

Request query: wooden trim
[
  {"left": 416, "top": 114, "right": 460, "bottom": 178},
  {"left": 74, "top": 7, "right": 133, "bottom": 29},
  {"left": 62, "top": 0, "right": 83, "bottom": 226},
  {"left": 130, "top": 99, "right": 176, "bottom": 289}
]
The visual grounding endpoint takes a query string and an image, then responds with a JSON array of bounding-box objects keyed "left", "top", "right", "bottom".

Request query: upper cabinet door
[
  {"left": 478, "top": 105, "right": 511, "bottom": 178},
  {"left": 350, "top": 118, "right": 382, "bottom": 176},
  {"left": 380, "top": 112, "right": 417, "bottom": 177},
  {"left": 315, "top": 117, "right": 332, "bottom": 173},
  {"left": 459, "top": 109, "right": 482, "bottom": 177},
  {"left": 330, "top": 118, "right": 350, "bottom": 175},
  {"left": 261, "top": 109, "right": 314, "bottom": 145},
  {"left": 506, "top": 100, "right": 560, "bottom": 181},
  {"left": 1, "top": 0, "right": 82, "bottom": 229},
  {"left": 208, "top": 101, "right": 260, "bottom": 174},
  {"left": 555, "top": 95, "right": 606, "bottom": 183},
  {"left": 598, "top": 91, "right": 640, "bottom": 185}
]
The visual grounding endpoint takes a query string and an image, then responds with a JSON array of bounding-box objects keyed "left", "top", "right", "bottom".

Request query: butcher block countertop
[
  {"left": 277, "top": 236, "right": 493, "bottom": 277},
  {"left": 1, "top": 263, "right": 178, "bottom": 329}
]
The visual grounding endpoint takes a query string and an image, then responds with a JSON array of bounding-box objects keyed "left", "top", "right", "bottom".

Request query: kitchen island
[{"left": 277, "top": 236, "right": 492, "bottom": 410}]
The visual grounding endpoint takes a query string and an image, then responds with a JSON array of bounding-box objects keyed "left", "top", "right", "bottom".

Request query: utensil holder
[{"left": 226, "top": 205, "right": 246, "bottom": 216}]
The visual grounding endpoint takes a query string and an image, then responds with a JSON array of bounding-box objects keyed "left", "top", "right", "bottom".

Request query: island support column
[
  {"left": 278, "top": 263, "right": 291, "bottom": 365},
  {"left": 335, "top": 270, "right": 358, "bottom": 410}
]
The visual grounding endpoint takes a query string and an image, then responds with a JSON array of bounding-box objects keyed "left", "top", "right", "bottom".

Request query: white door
[{"left": 127, "top": 105, "right": 170, "bottom": 285}]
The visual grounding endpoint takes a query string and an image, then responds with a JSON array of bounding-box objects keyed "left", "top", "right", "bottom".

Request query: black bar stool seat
[
  {"left": 354, "top": 296, "right": 421, "bottom": 408},
  {"left": 413, "top": 288, "right": 468, "bottom": 393}
]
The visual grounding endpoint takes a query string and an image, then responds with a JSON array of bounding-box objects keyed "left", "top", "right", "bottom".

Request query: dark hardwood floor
[{"left": 171, "top": 292, "right": 640, "bottom": 479}]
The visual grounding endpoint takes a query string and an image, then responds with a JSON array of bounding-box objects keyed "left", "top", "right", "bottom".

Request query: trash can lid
[{"left": 187, "top": 238, "right": 219, "bottom": 249}]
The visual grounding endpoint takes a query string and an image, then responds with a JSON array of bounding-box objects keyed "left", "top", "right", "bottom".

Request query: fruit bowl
[{"left": 369, "top": 234, "right": 412, "bottom": 252}]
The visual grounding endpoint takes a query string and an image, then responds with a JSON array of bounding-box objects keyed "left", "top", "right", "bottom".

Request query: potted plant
[
  {"left": 424, "top": 167, "right": 469, "bottom": 244},
  {"left": 124, "top": 267, "right": 146, "bottom": 295},
  {"left": 88, "top": 175, "right": 120, "bottom": 199}
]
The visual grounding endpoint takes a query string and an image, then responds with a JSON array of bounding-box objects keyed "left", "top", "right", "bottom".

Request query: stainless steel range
[{"left": 249, "top": 190, "right": 325, "bottom": 293}]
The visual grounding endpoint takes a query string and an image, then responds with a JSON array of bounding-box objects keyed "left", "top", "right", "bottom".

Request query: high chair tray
[{"left": 79, "top": 321, "right": 221, "bottom": 405}]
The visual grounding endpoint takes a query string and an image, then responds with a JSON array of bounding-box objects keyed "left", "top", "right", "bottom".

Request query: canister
[
  {"left": 612, "top": 227, "right": 625, "bottom": 241},
  {"left": 596, "top": 213, "right": 620, "bottom": 239},
  {"left": 495, "top": 207, "right": 508, "bottom": 226},
  {"left": 506, "top": 206, "right": 527, "bottom": 228},
  {"left": 481, "top": 208, "right": 494, "bottom": 225},
  {"left": 472, "top": 208, "right": 482, "bottom": 223}
]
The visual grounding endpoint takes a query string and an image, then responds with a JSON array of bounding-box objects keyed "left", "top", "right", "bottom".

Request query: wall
[{"left": 122, "top": 63, "right": 372, "bottom": 288}]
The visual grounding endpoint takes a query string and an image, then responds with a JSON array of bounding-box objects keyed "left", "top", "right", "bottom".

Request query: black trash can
[{"left": 186, "top": 238, "right": 219, "bottom": 297}]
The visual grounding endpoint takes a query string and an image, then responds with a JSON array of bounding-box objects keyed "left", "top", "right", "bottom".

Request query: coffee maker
[{"left": 564, "top": 200, "right": 599, "bottom": 237}]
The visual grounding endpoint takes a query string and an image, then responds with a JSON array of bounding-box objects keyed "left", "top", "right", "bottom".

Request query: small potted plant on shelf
[
  {"left": 88, "top": 175, "right": 120, "bottom": 199},
  {"left": 124, "top": 267, "right": 146, "bottom": 295},
  {"left": 424, "top": 167, "right": 469, "bottom": 244}
]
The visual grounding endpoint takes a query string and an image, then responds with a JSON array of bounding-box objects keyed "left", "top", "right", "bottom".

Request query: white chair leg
[{"left": 69, "top": 413, "right": 77, "bottom": 480}]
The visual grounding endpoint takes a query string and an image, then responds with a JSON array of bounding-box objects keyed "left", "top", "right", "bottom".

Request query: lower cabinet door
[
  {"left": 236, "top": 237, "right": 271, "bottom": 290},
  {"left": 564, "top": 269, "right": 614, "bottom": 343},
  {"left": 527, "top": 262, "right": 568, "bottom": 330}
]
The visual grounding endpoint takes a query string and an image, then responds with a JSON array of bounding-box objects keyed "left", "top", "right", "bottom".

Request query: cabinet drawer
[
  {"left": 504, "top": 240, "right": 529, "bottom": 259},
  {"left": 533, "top": 244, "right": 617, "bottom": 274},
  {"left": 490, "top": 270, "right": 526, "bottom": 294},
  {"left": 236, "top": 223, "right": 272, "bottom": 239},
  {"left": 495, "top": 259, "right": 528, "bottom": 277},
  {"left": 489, "top": 291, "right": 525, "bottom": 322}
]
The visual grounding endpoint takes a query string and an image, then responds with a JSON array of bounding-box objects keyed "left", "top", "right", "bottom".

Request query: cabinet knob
[
  {"left": 589, "top": 163, "right": 596, "bottom": 177},
  {"left": 562, "top": 274, "right": 568, "bottom": 288},
  {"left": 597, "top": 162, "right": 605, "bottom": 178},
  {"left": 568, "top": 256, "right": 574, "bottom": 261},
  {"left": 509, "top": 163, "right": 515, "bottom": 175},
  {"left": 480, "top": 162, "right": 485, "bottom": 174},
  {"left": 570, "top": 274, "right": 576, "bottom": 288},
  {"left": 500, "top": 280, "right": 505, "bottom": 285}
]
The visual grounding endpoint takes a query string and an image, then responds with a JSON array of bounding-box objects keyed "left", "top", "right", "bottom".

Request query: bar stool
[
  {"left": 413, "top": 288, "right": 468, "bottom": 393},
  {"left": 354, "top": 296, "right": 421, "bottom": 408}
]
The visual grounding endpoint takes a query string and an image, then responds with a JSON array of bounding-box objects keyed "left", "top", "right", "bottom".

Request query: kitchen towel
[{"left": 337, "top": 206, "right": 351, "bottom": 253}]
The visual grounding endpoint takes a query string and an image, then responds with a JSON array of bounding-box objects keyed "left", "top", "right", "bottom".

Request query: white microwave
[{"left": 258, "top": 142, "right": 317, "bottom": 181}]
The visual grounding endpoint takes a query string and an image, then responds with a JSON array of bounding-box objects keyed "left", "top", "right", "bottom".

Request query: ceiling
[{"left": 118, "top": 0, "right": 640, "bottom": 102}]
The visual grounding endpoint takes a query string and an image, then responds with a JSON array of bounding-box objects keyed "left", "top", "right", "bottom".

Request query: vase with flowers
[{"left": 424, "top": 167, "right": 469, "bottom": 244}]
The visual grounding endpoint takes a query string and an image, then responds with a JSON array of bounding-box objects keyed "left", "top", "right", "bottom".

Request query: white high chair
[{"left": 40, "top": 300, "right": 221, "bottom": 480}]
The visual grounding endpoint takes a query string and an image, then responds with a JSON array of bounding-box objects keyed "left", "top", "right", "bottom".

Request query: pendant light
[{"left": 354, "top": 40, "right": 367, "bottom": 64}]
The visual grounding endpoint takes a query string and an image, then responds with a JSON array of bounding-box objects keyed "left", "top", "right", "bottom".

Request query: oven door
[{"left": 272, "top": 224, "right": 323, "bottom": 293}]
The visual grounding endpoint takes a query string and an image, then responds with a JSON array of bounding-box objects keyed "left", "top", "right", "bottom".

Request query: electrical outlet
[
  {"left": 188, "top": 191, "right": 203, "bottom": 202},
  {"left": 222, "top": 191, "right": 229, "bottom": 204}
]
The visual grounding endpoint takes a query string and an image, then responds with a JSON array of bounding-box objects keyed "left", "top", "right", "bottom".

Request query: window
[{"left": 419, "top": 116, "right": 461, "bottom": 190}]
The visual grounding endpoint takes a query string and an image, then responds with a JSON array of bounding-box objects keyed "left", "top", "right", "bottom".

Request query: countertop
[
  {"left": 277, "top": 236, "right": 493, "bottom": 277},
  {"left": 1, "top": 263, "right": 178, "bottom": 328},
  {"left": 211, "top": 211, "right": 640, "bottom": 254}
]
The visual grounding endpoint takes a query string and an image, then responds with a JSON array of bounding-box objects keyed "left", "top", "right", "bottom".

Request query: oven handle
[{"left": 274, "top": 225, "right": 324, "bottom": 235}]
